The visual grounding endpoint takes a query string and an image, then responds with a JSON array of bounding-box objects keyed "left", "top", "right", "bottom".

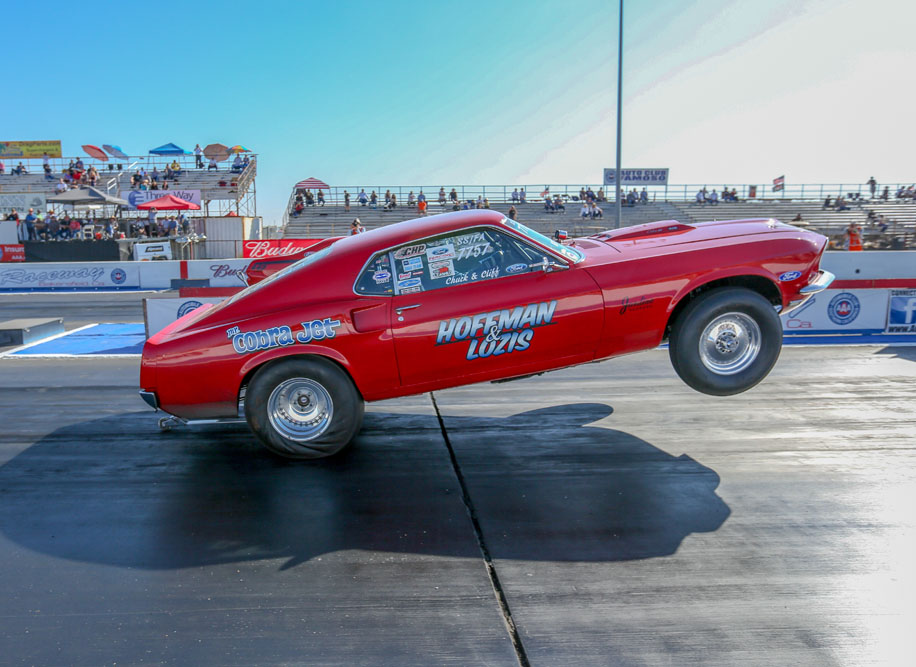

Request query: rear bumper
[{"left": 139, "top": 390, "right": 159, "bottom": 410}]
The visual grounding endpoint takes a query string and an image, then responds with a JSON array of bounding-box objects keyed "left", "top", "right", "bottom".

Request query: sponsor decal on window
[
  {"left": 397, "top": 277, "right": 423, "bottom": 289},
  {"left": 394, "top": 244, "right": 426, "bottom": 260},
  {"left": 226, "top": 318, "right": 342, "bottom": 354},
  {"left": 426, "top": 243, "right": 456, "bottom": 261},
  {"left": 506, "top": 263, "right": 527, "bottom": 274},
  {"left": 372, "top": 270, "right": 391, "bottom": 284},
  {"left": 401, "top": 256, "right": 423, "bottom": 272},
  {"left": 429, "top": 259, "right": 455, "bottom": 279},
  {"left": 436, "top": 300, "right": 557, "bottom": 360}
]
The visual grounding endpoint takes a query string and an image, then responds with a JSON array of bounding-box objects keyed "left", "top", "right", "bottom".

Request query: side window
[
  {"left": 392, "top": 228, "right": 553, "bottom": 294},
  {"left": 355, "top": 253, "right": 394, "bottom": 295}
]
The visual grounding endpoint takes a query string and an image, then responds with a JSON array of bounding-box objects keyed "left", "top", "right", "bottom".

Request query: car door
[{"left": 387, "top": 226, "right": 605, "bottom": 389}]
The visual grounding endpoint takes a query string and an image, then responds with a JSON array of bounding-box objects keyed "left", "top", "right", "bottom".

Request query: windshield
[
  {"left": 502, "top": 217, "right": 584, "bottom": 263},
  {"left": 227, "top": 246, "right": 333, "bottom": 304}
]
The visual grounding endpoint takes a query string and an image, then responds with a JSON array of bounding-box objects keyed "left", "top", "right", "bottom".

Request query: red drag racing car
[{"left": 140, "top": 210, "right": 833, "bottom": 458}]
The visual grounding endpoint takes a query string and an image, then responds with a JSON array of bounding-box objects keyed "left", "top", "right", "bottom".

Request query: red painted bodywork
[{"left": 140, "top": 210, "right": 828, "bottom": 419}]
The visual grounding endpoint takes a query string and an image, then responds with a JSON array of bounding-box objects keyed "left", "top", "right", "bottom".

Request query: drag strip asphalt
[{"left": 0, "top": 347, "right": 913, "bottom": 665}]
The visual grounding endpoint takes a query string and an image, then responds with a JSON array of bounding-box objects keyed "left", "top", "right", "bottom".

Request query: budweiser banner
[{"left": 242, "top": 239, "right": 322, "bottom": 259}]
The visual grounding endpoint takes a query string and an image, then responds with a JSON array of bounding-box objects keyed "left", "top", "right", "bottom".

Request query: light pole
[{"left": 614, "top": 0, "right": 624, "bottom": 229}]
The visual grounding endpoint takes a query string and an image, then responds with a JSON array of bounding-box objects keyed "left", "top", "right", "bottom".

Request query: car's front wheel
[
  {"left": 669, "top": 287, "right": 782, "bottom": 396},
  {"left": 245, "top": 357, "right": 364, "bottom": 459}
]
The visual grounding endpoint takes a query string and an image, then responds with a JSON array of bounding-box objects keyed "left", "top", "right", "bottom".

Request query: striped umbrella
[
  {"left": 228, "top": 144, "right": 251, "bottom": 153},
  {"left": 82, "top": 144, "right": 108, "bottom": 161},
  {"left": 295, "top": 177, "right": 330, "bottom": 190}
]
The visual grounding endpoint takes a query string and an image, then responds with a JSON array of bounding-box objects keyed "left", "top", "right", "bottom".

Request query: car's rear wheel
[
  {"left": 669, "top": 287, "right": 782, "bottom": 396},
  {"left": 245, "top": 357, "right": 364, "bottom": 459}
]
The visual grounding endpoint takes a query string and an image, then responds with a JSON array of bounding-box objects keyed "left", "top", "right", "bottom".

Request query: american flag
[{"left": 772, "top": 175, "right": 785, "bottom": 192}]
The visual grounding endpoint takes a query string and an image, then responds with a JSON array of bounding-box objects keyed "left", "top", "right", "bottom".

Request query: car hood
[{"left": 587, "top": 218, "right": 798, "bottom": 253}]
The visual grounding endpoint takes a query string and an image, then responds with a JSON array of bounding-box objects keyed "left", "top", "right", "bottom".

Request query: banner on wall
[
  {"left": 0, "top": 245, "right": 25, "bottom": 262},
  {"left": 242, "top": 239, "right": 322, "bottom": 259},
  {"left": 886, "top": 289, "right": 916, "bottom": 333},
  {"left": 188, "top": 259, "right": 251, "bottom": 287},
  {"left": 143, "top": 297, "right": 226, "bottom": 338},
  {"left": 782, "top": 289, "right": 890, "bottom": 334},
  {"left": 603, "top": 168, "right": 669, "bottom": 186},
  {"left": 122, "top": 190, "right": 201, "bottom": 210},
  {"left": 0, "top": 140, "right": 62, "bottom": 159},
  {"left": 0, "top": 193, "right": 47, "bottom": 216},
  {"left": 0, "top": 262, "right": 140, "bottom": 290}
]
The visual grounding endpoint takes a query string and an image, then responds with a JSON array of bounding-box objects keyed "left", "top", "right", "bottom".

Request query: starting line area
[{"left": 1, "top": 323, "right": 914, "bottom": 359}]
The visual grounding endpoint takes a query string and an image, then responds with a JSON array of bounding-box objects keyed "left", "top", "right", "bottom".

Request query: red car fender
[
  {"left": 667, "top": 265, "right": 781, "bottom": 316},
  {"left": 236, "top": 343, "right": 357, "bottom": 396}
]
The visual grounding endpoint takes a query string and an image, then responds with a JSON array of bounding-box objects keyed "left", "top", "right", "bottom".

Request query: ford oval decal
[{"left": 779, "top": 271, "right": 802, "bottom": 281}]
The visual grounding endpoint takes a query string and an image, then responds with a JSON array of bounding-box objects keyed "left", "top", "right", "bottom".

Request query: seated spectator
[
  {"left": 35, "top": 215, "right": 48, "bottom": 240},
  {"left": 587, "top": 187, "right": 596, "bottom": 201},
  {"left": 69, "top": 216, "right": 82, "bottom": 238},
  {"left": 835, "top": 196, "right": 850, "bottom": 211},
  {"left": 596, "top": 188, "right": 604, "bottom": 202},
  {"left": 47, "top": 214, "right": 61, "bottom": 240},
  {"left": 483, "top": 197, "right": 490, "bottom": 209},
  {"left": 151, "top": 181, "right": 160, "bottom": 191},
  {"left": 418, "top": 199, "right": 428, "bottom": 216},
  {"left": 438, "top": 188, "right": 447, "bottom": 204},
  {"left": 389, "top": 192, "right": 397, "bottom": 209},
  {"left": 105, "top": 217, "right": 116, "bottom": 238},
  {"left": 627, "top": 190, "right": 637, "bottom": 207},
  {"left": 823, "top": 196, "right": 833, "bottom": 209},
  {"left": 242, "top": 156, "right": 250, "bottom": 170},
  {"left": 544, "top": 197, "right": 555, "bottom": 213},
  {"left": 384, "top": 189, "right": 392, "bottom": 206},
  {"left": 507, "top": 204, "right": 518, "bottom": 220},
  {"left": 350, "top": 218, "right": 365, "bottom": 235},
  {"left": 43, "top": 163, "right": 54, "bottom": 181},
  {"left": 511, "top": 188, "right": 519, "bottom": 202},
  {"left": 55, "top": 178, "right": 68, "bottom": 193},
  {"left": 792, "top": 213, "right": 804, "bottom": 222},
  {"left": 317, "top": 190, "right": 325, "bottom": 206},
  {"left": 417, "top": 190, "right": 426, "bottom": 204},
  {"left": 519, "top": 188, "right": 526, "bottom": 203},
  {"left": 640, "top": 188, "right": 649, "bottom": 204},
  {"left": 408, "top": 191, "right": 415, "bottom": 206},
  {"left": 695, "top": 188, "right": 706, "bottom": 204},
  {"left": 358, "top": 189, "right": 368, "bottom": 205},
  {"left": 369, "top": 190, "right": 378, "bottom": 208},
  {"left": 13, "top": 162, "right": 28, "bottom": 175},
  {"left": 87, "top": 167, "right": 98, "bottom": 186},
  {"left": 208, "top": 157, "right": 219, "bottom": 171},
  {"left": 579, "top": 187, "right": 587, "bottom": 201},
  {"left": 553, "top": 195, "right": 565, "bottom": 212},
  {"left": 449, "top": 188, "right": 458, "bottom": 203},
  {"left": 305, "top": 190, "right": 315, "bottom": 206},
  {"left": 590, "top": 202, "right": 603, "bottom": 218},
  {"left": 580, "top": 203, "right": 590, "bottom": 218},
  {"left": 708, "top": 189, "right": 719, "bottom": 205},
  {"left": 169, "top": 159, "right": 181, "bottom": 177},
  {"left": 476, "top": 195, "right": 484, "bottom": 209},
  {"left": 231, "top": 155, "right": 243, "bottom": 173},
  {"left": 75, "top": 158, "right": 84, "bottom": 171},
  {"left": 151, "top": 167, "right": 160, "bottom": 182},
  {"left": 881, "top": 186, "right": 889, "bottom": 201}
]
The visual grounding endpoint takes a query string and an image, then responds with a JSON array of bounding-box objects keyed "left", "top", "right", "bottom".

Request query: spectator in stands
[
  {"left": 151, "top": 167, "right": 160, "bottom": 182},
  {"left": 438, "top": 188, "right": 447, "bottom": 205},
  {"left": 68, "top": 216, "right": 81, "bottom": 238},
  {"left": 881, "top": 186, "right": 889, "bottom": 201},
  {"left": 544, "top": 197, "right": 554, "bottom": 213},
  {"left": 170, "top": 159, "right": 182, "bottom": 178},
  {"left": 358, "top": 189, "right": 368, "bottom": 206},
  {"left": 476, "top": 195, "right": 484, "bottom": 209},
  {"left": 708, "top": 189, "right": 719, "bottom": 205},
  {"left": 867, "top": 176, "right": 877, "bottom": 198},
  {"left": 44, "top": 163, "right": 54, "bottom": 181},
  {"left": 483, "top": 198, "right": 490, "bottom": 209},
  {"left": 553, "top": 195, "right": 565, "bottom": 212},
  {"left": 47, "top": 214, "right": 60, "bottom": 240},
  {"left": 350, "top": 218, "right": 365, "bottom": 235},
  {"left": 640, "top": 187, "right": 648, "bottom": 204},
  {"left": 105, "top": 217, "right": 117, "bottom": 238},
  {"left": 231, "top": 155, "right": 244, "bottom": 173},
  {"left": 580, "top": 202, "right": 590, "bottom": 218},
  {"left": 75, "top": 158, "right": 84, "bottom": 171},
  {"left": 305, "top": 190, "right": 315, "bottom": 206},
  {"left": 147, "top": 207, "right": 158, "bottom": 236},
  {"left": 590, "top": 202, "right": 603, "bottom": 218},
  {"left": 626, "top": 190, "right": 637, "bottom": 207},
  {"left": 595, "top": 188, "right": 604, "bottom": 202},
  {"left": 417, "top": 190, "right": 426, "bottom": 205},
  {"left": 13, "top": 162, "right": 28, "bottom": 175},
  {"left": 508, "top": 204, "right": 518, "bottom": 220},
  {"left": 34, "top": 214, "right": 47, "bottom": 240},
  {"left": 317, "top": 190, "right": 325, "bottom": 206},
  {"left": 835, "top": 196, "right": 850, "bottom": 211},
  {"left": 370, "top": 191, "right": 378, "bottom": 208},
  {"left": 519, "top": 188, "right": 527, "bottom": 203},
  {"left": 844, "top": 221, "right": 862, "bottom": 251},
  {"left": 385, "top": 193, "right": 397, "bottom": 210},
  {"left": 792, "top": 213, "right": 804, "bottom": 222},
  {"left": 418, "top": 198, "right": 428, "bottom": 216},
  {"left": 166, "top": 216, "right": 178, "bottom": 236},
  {"left": 408, "top": 191, "right": 415, "bottom": 207},
  {"left": 696, "top": 188, "right": 706, "bottom": 204},
  {"left": 208, "top": 157, "right": 219, "bottom": 171},
  {"left": 87, "top": 166, "right": 99, "bottom": 186},
  {"left": 194, "top": 144, "right": 203, "bottom": 169},
  {"left": 512, "top": 188, "right": 520, "bottom": 202},
  {"left": 449, "top": 188, "right": 458, "bottom": 203},
  {"left": 23, "top": 208, "right": 37, "bottom": 241},
  {"left": 344, "top": 190, "right": 351, "bottom": 212},
  {"left": 384, "top": 190, "right": 392, "bottom": 206},
  {"left": 151, "top": 181, "right": 160, "bottom": 191},
  {"left": 822, "top": 195, "right": 832, "bottom": 209},
  {"left": 58, "top": 213, "right": 70, "bottom": 239}
]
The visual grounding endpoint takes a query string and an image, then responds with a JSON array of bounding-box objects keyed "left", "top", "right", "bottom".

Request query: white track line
[{"left": 0, "top": 323, "right": 99, "bottom": 358}]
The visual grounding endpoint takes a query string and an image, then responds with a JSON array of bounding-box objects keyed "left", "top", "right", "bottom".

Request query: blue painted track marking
[{"left": 7, "top": 323, "right": 145, "bottom": 356}]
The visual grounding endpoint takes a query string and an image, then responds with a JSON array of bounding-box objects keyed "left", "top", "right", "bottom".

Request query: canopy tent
[
  {"left": 136, "top": 194, "right": 200, "bottom": 210},
  {"left": 149, "top": 143, "right": 190, "bottom": 155},
  {"left": 81, "top": 145, "right": 108, "bottom": 161},
  {"left": 103, "top": 144, "right": 129, "bottom": 159},
  {"left": 203, "top": 143, "right": 230, "bottom": 162},
  {"left": 295, "top": 177, "right": 330, "bottom": 190},
  {"left": 47, "top": 187, "right": 128, "bottom": 207}
]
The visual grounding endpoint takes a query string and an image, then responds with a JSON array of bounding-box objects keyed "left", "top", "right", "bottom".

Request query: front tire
[
  {"left": 669, "top": 287, "right": 782, "bottom": 396},
  {"left": 245, "top": 357, "right": 364, "bottom": 459}
]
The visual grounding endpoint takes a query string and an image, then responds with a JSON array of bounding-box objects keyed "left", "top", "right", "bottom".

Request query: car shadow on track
[{"left": 0, "top": 404, "right": 729, "bottom": 569}]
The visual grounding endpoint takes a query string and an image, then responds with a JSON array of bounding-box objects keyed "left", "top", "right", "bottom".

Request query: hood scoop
[{"left": 590, "top": 220, "right": 693, "bottom": 243}]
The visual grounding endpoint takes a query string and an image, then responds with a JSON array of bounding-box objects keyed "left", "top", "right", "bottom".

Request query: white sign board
[
  {"left": 0, "top": 261, "right": 140, "bottom": 290},
  {"left": 0, "top": 193, "right": 47, "bottom": 216},
  {"left": 603, "top": 169, "right": 669, "bottom": 186},
  {"left": 187, "top": 259, "right": 250, "bottom": 287},
  {"left": 782, "top": 289, "right": 889, "bottom": 333},
  {"left": 122, "top": 190, "right": 201, "bottom": 210},
  {"left": 144, "top": 297, "right": 226, "bottom": 337},
  {"left": 133, "top": 241, "right": 174, "bottom": 261}
]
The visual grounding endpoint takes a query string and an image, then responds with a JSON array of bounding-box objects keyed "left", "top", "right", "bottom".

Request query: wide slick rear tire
[
  {"left": 669, "top": 287, "right": 782, "bottom": 396},
  {"left": 245, "top": 357, "right": 364, "bottom": 459}
]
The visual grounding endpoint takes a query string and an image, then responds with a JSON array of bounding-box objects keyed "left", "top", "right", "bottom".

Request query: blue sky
[{"left": 3, "top": 0, "right": 913, "bottom": 223}]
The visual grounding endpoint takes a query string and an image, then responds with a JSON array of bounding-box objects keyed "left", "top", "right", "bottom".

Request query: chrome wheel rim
[
  {"left": 699, "top": 312, "right": 761, "bottom": 375},
  {"left": 267, "top": 378, "right": 333, "bottom": 442}
]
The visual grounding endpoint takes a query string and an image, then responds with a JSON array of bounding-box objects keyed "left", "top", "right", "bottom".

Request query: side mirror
[{"left": 529, "top": 257, "right": 568, "bottom": 273}]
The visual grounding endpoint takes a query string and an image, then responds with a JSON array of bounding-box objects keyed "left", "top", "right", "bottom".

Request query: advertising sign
[
  {"left": 0, "top": 140, "right": 62, "bottom": 159},
  {"left": 187, "top": 259, "right": 251, "bottom": 287},
  {"left": 143, "top": 297, "right": 226, "bottom": 337},
  {"left": 0, "top": 245, "right": 25, "bottom": 262},
  {"left": 133, "top": 241, "right": 174, "bottom": 261},
  {"left": 782, "top": 289, "right": 889, "bottom": 333},
  {"left": 0, "top": 262, "right": 140, "bottom": 290},
  {"left": 603, "top": 168, "right": 669, "bottom": 186},
  {"left": 242, "top": 239, "right": 322, "bottom": 259},
  {"left": 122, "top": 190, "right": 201, "bottom": 210},
  {"left": 886, "top": 289, "right": 916, "bottom": 333},
  {"left": 0, "top": 193, "right": 47, "bottom": 217}
]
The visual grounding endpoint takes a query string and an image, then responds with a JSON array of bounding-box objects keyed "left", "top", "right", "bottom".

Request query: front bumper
[
  {"left": 799, "top": 270, "right": 835, "bottom": 295},
  {"left": 139, "top": 390, "right": 159, "bottom": 410}
]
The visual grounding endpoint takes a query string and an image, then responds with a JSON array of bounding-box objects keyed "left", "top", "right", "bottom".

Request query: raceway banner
[
  {"left": 122, "top": 190, "right": 201, "bottom": 210},
  {"left": 782, "top": 289, "right": 890, "bottom": 334},
  {"left": 0, "top": 262, "right": 140, "bottom": 290},
  {"left": 1, "top": 244, "right": 25, "bottom": 262},
  {"left": 886, "top": 289, "right": 916, "bottom": 334},
  {"left": 242, "top": 239, "right": 322, "bottom": 259}
]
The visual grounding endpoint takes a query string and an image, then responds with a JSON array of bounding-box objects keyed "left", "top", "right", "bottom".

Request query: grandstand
[
  {"left": 282, "top": 184, "right": 916, "bottom": 250},
  {"left": 0, "top": 154, "right": 257, "bottom": 218}
]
